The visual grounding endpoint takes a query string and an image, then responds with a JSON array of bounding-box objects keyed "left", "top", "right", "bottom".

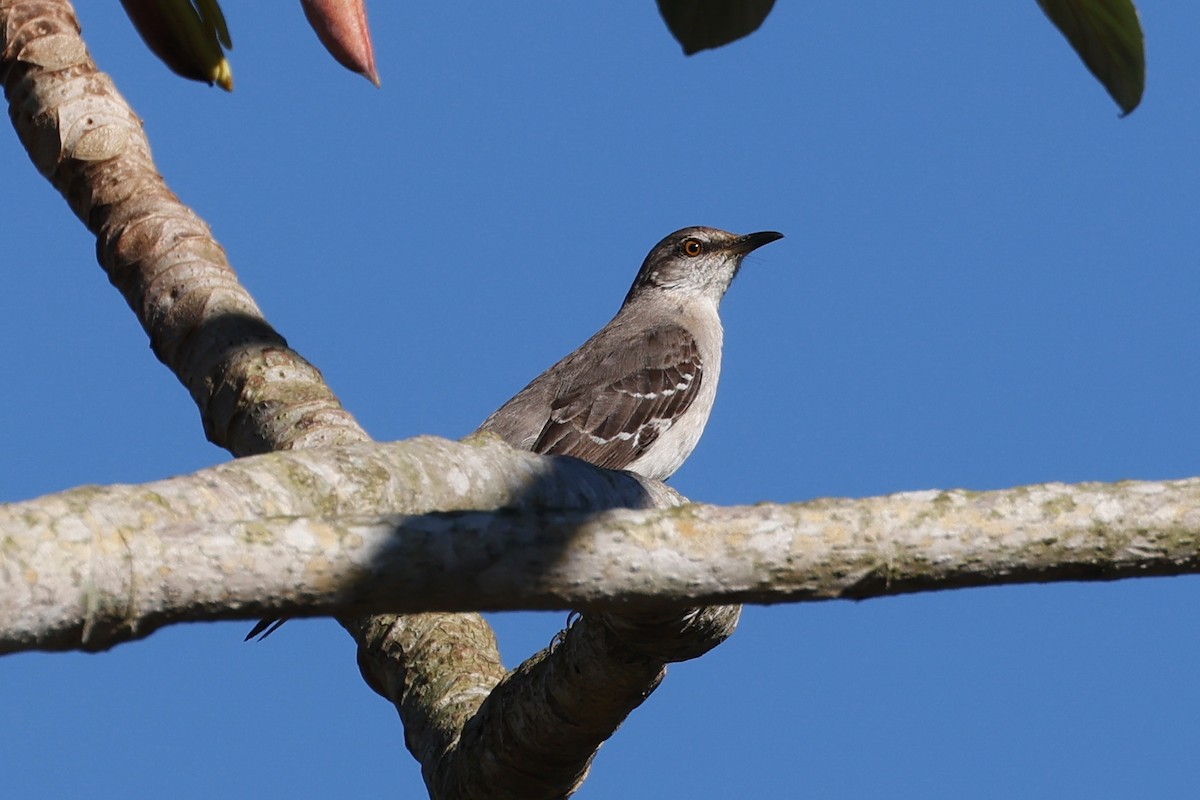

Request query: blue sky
[{"left": 3, "top": 3, "right": 1199, "bottom": 797}]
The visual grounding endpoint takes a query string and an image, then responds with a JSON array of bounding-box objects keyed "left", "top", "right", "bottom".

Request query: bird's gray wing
[{"left": 531, "top": 324, "right": 703, "bottom": 470}]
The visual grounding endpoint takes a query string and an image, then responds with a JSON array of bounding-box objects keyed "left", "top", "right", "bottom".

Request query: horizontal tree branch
[{"left": 5, "top": 438, "right": 1198, "bottom": 655}]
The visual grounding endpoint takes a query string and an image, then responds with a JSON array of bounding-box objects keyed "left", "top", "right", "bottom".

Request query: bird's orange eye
[{"left": 682, "top": 238, "right": 703, "bottom": 257}]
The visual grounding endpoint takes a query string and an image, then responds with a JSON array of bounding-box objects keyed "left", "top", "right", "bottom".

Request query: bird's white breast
[{"left": 624, "top": 300, "right": 724, "bottom": 481}]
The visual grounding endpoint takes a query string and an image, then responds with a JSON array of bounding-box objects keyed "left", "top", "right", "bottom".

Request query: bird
[
  {"left": 245, "top": 225, "right": 781, "bottom": 641},
  {"left": 475, "top": 225, "right": 783, "bottom": 481}
]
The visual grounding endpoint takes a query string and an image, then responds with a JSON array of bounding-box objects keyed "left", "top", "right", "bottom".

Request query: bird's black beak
[{"left": 730, "top": 230, "right": 784, "bottom": 255}]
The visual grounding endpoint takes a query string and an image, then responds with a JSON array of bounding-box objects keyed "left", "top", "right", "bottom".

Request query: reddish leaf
[{"left": 301, "top": 0, "right": 381, "bottom": 87}]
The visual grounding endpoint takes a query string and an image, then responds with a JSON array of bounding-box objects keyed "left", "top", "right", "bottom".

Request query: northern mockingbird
[
  {"left": 476, "top": 226, "right": 783, "bottom": 480},
  {"left": 245, "top": 225, "right": 780, "bottom": 640}
]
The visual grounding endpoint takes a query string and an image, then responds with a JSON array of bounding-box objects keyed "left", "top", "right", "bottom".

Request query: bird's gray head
[{"left": 623, "top": 226, "right": 784, "bottom": 306}]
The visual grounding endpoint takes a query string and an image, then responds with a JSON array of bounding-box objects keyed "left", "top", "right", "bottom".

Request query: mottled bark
[{"left": 6, "top": 455, "right": 1200, "bottom": 654}]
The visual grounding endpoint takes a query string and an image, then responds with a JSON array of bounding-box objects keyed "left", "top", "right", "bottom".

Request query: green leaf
[
  {"left": 657, "top": 0, "right": 776, "bottom": 55},
  {"left": 1036, "top": 0, "right": 1145, "bottom": 116}
]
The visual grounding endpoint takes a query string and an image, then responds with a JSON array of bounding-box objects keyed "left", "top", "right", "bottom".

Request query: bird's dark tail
[{"left": 244, "top": 618, "right": 287, "bottom": 641}]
